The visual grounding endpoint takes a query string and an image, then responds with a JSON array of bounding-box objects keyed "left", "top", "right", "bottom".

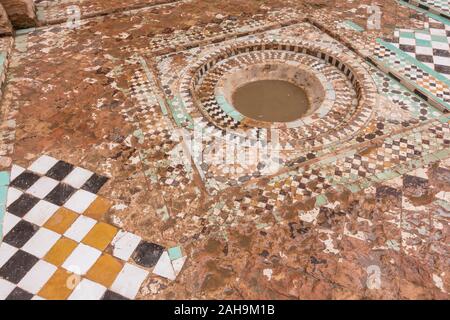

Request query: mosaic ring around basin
[
  {"left": 193, "top": 51, "right": 357, "bottom": 139},
  {"left": 213, "top": 60, "right": 336, "bottom": 129},
  {"left": 178, "top": 38, "right": 377, "bottom": 146}
]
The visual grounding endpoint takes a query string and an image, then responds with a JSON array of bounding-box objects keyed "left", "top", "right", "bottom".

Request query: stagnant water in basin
[{"left": 232, "top": 80, "right": 310, "bottom": 122}]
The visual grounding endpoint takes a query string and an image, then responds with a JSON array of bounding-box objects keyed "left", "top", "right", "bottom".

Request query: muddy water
[{"left": 232, "top": 80, "right": 310, "bottom": 122}]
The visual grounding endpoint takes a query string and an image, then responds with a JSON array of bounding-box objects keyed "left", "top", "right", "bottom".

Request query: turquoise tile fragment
[
  {"left": 415, "top": 39, "right": 431, "bottom": 47},
  {"left": 344, "top": 20, "right": 364, "bottom": 32},
  {"left": 229, "top": 110, "right": 244, "bottom": 121},
  {"left": 0, "top": 171, "right": 9, "bottom": 186},
  {"left": 168, "top": 246, "right": 183, "bottom": 261},
  {"left": 399, "top": 31, "right": 415, "bottom": 39},
  {"left": 346, "top": 184, "right": 361, "bottom": 193},
  {"left": 315, "top": 194, "right": 328, "bottom": 207},
  {"left": 0, "top": 186, "right": 8, "bottom": 205}
]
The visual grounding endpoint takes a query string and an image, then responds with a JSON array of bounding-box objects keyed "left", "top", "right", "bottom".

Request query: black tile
[
  {"left": 399, "top": 44, "right": 416, "bottom": 53},
  {"left": 10, "top": 171, "right": 40, "bottom": 190},
  {"left": 376, "top": 185, "right": 402, "bottom": 203},
  {"left": 415, "top": 54, "right": 434, "bottom": 63},
  {"left": 44, "top": 183, "right": 76, "bottom": 206},
  {"left": 101, "top": 290, "right": 129, "bottom": 300},
  {"left": 403, "top": 174, "right": 429, "bottom": 190},
  {"left": 7, "top": 194, "right": 40, "bottom": 218},
  {"left": 3, "top": 220, "right": 39, "bottom": 248},
  {"left": 81, "top": 174, "right": 109, "bottom": 194},
  {"left": 434, "top": 64, "right": 450, "bottom": 75},
  {"left": 0, "top": 250, "right": 39, "bottom": 284},
  {"left": 433, "top": 48, "right": 450, "bottom": 57},
  {"left": 46, "top": 161, "right": 74, "bottom": 181},
  {"left": 6, "top": 287, "right": 34, "bottom": 300},
  {"left": 132, "top": 241, "right": 165, "bottom": 268}
]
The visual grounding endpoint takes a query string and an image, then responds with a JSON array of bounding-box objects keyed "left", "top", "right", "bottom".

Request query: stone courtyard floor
[{"left": 0, "top": 0, "right": 449, "bottom": 300}]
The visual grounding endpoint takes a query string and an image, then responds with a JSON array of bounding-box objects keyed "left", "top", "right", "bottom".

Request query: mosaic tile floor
[
  {"left": 0, "top": 156, "right": 186, "bottom": 299},
  {"left": 0, "top": 0, "right": 449, "bottom": 300}
]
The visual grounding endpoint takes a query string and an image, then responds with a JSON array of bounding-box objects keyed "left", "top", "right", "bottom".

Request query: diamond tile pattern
[
  {"left": 0, "top": 156, "right": 186, "bottom": 300},
  {"left": 387, "top": 18, "right": 450, "bottom": 78}
]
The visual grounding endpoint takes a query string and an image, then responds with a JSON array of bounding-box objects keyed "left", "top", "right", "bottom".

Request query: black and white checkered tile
[
  {"left": 387, "top": 18, "right": 450, "bottom": 78},
  {"left": 7, "top": 155, "right": 108, "bottom": 218}
]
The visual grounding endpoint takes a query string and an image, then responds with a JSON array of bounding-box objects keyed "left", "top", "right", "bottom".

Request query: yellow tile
[
  {"left": 44, "top": 237, "right": 78, "bottom": 266},
  {"left": 82, "top": 222, "right": 118, "bottom": 251},
  {"left": 38, "top": 268, "right": 79, "bottom": 300},
  {"left": 86, "top": 254, "right": 123, "bottom": 288},
  {"left": 83, "top": 196, "right": 112, "bottom": 220},
  {"left": 44, "top": 207, "right": 78, "bottom": 234}
]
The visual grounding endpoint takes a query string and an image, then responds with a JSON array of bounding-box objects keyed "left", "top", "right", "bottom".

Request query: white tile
[
  {"left": 430, "top": 28, "right": 446, "bottom": 36},
  {"left": 111, "top": 230, "right": 141, "bottom": 261},
  {"left": 2, "top": 212, "right": 21, "bottom": 236},
  {"left": 64, "top": 190, "right": 97, "bottom": 214},
  {"left": 432, "top": 41, "right": 449, "bottom": 50},
  {"left": 28, "top": 155, "right": 59, "bottom": 175},
  {"left": 64, "top": 215, "right": 96, "bottom": 242},
  {"left": 22, "top": 228, "right": 61, "bottom": 258},
  {"left": 18, "top": 260, "right": 57, "bottom": 294},
  {"left": 0, "top": 242, "right": 18, "bottom": 268},
  {"left": 416, "top": 33, "right": 431, "bottom": 41},
  {"left": 415, "top": 46, "right": 433, "bottom": 56},
  {"left": 172, "top": 256, "right": 187, "bottom": 276},
  {"left": 399, "top": 37, "right": 415, "bottom": 46},
  {"left": 434, "top": 56, "right": 450, "bottom": 66},
  {"left": 410, "top": 168, "right": 428, "bottom": 180},
  {"left": 0, "top": 278, "right": 16, "bottom": 300},
  {"left": 10, "top": 165, "right": 26, "bottom": 181},
  {"left": 23, "top": 200, "right": 59, "bottom": 226},
  {"left": 31, "top": 295, "right": 46, "bottom": 300},
  {"left": 111, "top": 263, "right": 149, "bottom": 299},
  {"left": 62, "top": 243, "right": 101, "bottom": 275},
  {"left": 26, "top": 176, "right": 59, "bottom": 199},
  {"left": 63, "top": 167, "right": 93, "bottom": 189},
  {"left": 152, "top": 251, "right": 176, "bottom": 281},
  {"left": 436, "top": 191, "right": 450, "bottom": 202},
  {"left": 6, "top": 187, "right": 22, "bottom": 206},
  {"left": 68, "top": 279, "right": 106, "bottom": 300}
]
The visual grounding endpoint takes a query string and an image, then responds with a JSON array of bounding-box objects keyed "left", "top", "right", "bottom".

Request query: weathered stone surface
[
  {"left": 0, "top": 0, "right": 449, "bottom": 300},
  {"left": 0, "top": 0, "right": 36, "bottom": 29},
  {"left": 0, "top": 3, "right": 12, "bottom": 35}
]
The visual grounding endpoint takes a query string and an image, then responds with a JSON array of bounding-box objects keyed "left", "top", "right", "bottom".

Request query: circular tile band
[
  {"left": 178, "top": 38, "right": 377, "bottom": 147},
  {"left": 214, "top": 60, "right": 336, "bottom": 129}
]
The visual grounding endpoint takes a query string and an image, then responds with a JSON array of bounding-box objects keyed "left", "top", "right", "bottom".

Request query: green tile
[
  {"left": 168, "top": 246, "right": 183, "bottom": 261},
  {"left": 0, "top": 203, "right": 4, "bottom": 241},
  {"left": 157, "top": 97, "right": 168, "bottom": 115},
  {"left": 415, "top": 39, "right": 432, "bottom": 47},
  {"left": 376, "top": 170, "right": 398, "bottom": 181},
  {"left": 400, "top": 31, "right": 415, "bottom": 39},
  {"left": 431, "top": 35, "right": 448, "bottom": 43},
  {"left": 0, "top": 186, "right": 7, "bottom": 206},
  {"left": 0, "top": 171, "right": 9, "bottom": 186},
  {"left": 229, "top": 110, "right": 244, "bottom": 121},
  {"left": 344, "top": 20, "right": 364, "bottom": 32},
  {"left": 315, "top": 195, "right": 328, "bottom": 207},
  {"left": 433, "top": 149, "right": 450, "bottom": 160},
  {"left": 345, "top": 184, "right": 361, "bottom": 193}
]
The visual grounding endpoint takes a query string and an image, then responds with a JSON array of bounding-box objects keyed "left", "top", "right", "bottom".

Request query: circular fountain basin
[{"left": 232, "top": 79, "right": 310, "bottom": 123}]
